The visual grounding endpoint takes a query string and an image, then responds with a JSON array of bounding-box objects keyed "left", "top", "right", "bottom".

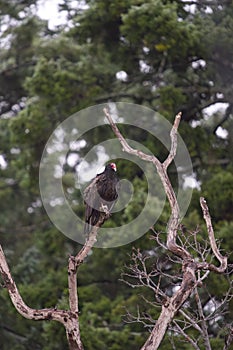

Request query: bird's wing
[
  {"left": 84, "top": 177, "right": 98, "bottom": 221},
  {"left": 83, "top": 170, "right": 119, "bottom": 234},
  {"left": 83, "top": 175, "right": 105, "bottom": 234},
  {"left": 108, "top": 177, "right": 119, "bottom": 211}
]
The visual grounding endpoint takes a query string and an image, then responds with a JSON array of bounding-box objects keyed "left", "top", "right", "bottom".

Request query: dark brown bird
[{"left": 83, "top": 163, "right": 119, "bottom": 234}]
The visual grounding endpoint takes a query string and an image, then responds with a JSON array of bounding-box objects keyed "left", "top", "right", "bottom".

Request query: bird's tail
[
  {"left": 84, "top": 208, "right": 100, "bottom": 236},
  {"left": 84, "top": 222, "right": 92, "bottom": 236}
]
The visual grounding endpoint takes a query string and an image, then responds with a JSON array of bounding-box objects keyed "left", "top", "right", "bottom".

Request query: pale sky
[{"left": 37, "top": 0, "right": 67, "bottom": 28}]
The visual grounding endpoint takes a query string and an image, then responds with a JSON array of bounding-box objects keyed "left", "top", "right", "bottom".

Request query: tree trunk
[{"left": 141, "top": 266, "right": 196, "bottom": 350}]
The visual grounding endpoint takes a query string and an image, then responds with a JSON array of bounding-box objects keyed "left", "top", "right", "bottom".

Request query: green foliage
[
  {"left": 202, "top": 170, "right": 233, "bottom": 221},
  {"left": 158, "top": 85, "right": 187, "bottom": 117},
  {"left": 81, "top": 326, "right": 145, "bottom": 350},
  {"left": 121, "top": 0, "right": 201, "bottom": 60}
]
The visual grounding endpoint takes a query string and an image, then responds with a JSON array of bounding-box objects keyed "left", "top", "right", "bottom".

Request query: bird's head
[{"left": 109, "top": 162, "right": 117, "bottom": 172}]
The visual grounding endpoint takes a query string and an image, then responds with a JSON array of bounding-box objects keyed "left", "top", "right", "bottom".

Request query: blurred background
[{"left": 0, "top": 1, "right": 232, "bottom": 349}]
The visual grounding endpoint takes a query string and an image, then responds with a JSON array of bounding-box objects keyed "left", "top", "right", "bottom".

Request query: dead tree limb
[
  {"left": 198, "top": 197, "right": 228, "bottom": 273},
  {"left": 104, "top": 107, "right": 228, "bottom": 350},
  {"left": 0, "top": 242, "right": 84, "bottom": 350},
  {"left": 172, "top": 319, "right": 201, "bottom": 350},
  {"left": 0, "top": 212, "right": 106, "bottom": 350},
  {"left": 194, "top": 287, "right": 212, "bottom": 350},
  {"left": 104, "top": 108, "right": 190, "bottom": 260}
]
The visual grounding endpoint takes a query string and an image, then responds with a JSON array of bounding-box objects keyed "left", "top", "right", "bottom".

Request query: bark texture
[{"left": 104, "top": 108, "right": 228, "bottom": 350}]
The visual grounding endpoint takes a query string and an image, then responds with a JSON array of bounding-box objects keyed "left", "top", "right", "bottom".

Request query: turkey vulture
[{"left": 83, "top": 163, "right": 119, "bottom": 234}]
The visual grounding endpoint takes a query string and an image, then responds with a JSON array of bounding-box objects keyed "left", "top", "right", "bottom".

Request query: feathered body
[{"left": 84, "top": 163, "right": 119, "bottom": 234}]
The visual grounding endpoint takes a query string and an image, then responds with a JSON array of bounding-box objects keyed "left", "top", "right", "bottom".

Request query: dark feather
[{"left": 83, "top": 163, "right": 119, "bottom": 234}]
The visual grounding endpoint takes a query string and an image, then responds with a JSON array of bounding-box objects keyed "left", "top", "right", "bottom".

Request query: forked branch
[
  {"left": 104, "top": 107, "right": 228, "bottom": 350},
  {"left": 0, "top": 214, "right": 106, "bottom": 350},
  {"left": 104, "top": 107, "right": 190, "bottom": 260}
]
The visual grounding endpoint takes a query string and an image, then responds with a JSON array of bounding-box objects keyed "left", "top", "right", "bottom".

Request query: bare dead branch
[
  {"left": 199, "top": 197, "right": 228, "bottom": 273},
  {"left": 173, "top": 276, "right": 233, "bottom": 350},
  {"left": 68, "top": 255, "right": 79, "bottom": 314},
  {"left": 104, "top": 108, "right": 198, "bottom": 349},
  {"left": 150, "top": 228, "right": 167, "bottom": 250},
  {"left": 0, "top": 212, "right": 107, "bottom": 350},
  {"left": 104, "top": 107, "right": 191, "bottom": 262},
  {"left": 75, "top": 225, "right": 100, "bottom": 266},
  {"left": 67, "top": 213, "right": 106, "bottom": 316},
  {"left": 172, "top": 320, "right": 201, "bottom": 350},
  {"left": 223, "top": 327, "right": 233, "bottom": 350},
  {"left": 179, "top": 309, "right": 203, "bottom": 334},
  {"left": 66, "top": 215, "right": 107, "bottom": 348},
  {"left": 105, "top": 107, "right": 229, "bottom": 350},
  {"left": 163, "top": 112, "right": 182, "bottom": 170},
  {"left": 194, "top": 287, "right": 212, "bottom": 350},
  {"left": 124, "top": 305, "right": 155, "bottom": 329},
  {"left": 0, "top": 245, "right": 64, "bottom": 322},
  {"left": 104, "top": 107, "right": 156, "bottom": 164},
  {"left": 0, "top": 243, "right": 84, "bottom": 350},
  {"left": 205, "top": 279, "right": 233, "bottom": 322}
]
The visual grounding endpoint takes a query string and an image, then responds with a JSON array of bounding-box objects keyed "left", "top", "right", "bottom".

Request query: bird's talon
[{"left": 101, "top": 204, "right": 110, "bottom": 217}]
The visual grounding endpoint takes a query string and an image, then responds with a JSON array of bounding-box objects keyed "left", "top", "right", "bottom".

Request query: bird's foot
[{"left": 101, "top": 204, "right": 111, "bottom": 218}]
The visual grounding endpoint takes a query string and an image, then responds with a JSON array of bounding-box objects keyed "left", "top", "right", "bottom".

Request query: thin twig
[
  {"left": 172, "top": 320, "right": 201, "bottom": 350},
  {"left": 194, "top": 287, "right": 212, "bottom": 350}
]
